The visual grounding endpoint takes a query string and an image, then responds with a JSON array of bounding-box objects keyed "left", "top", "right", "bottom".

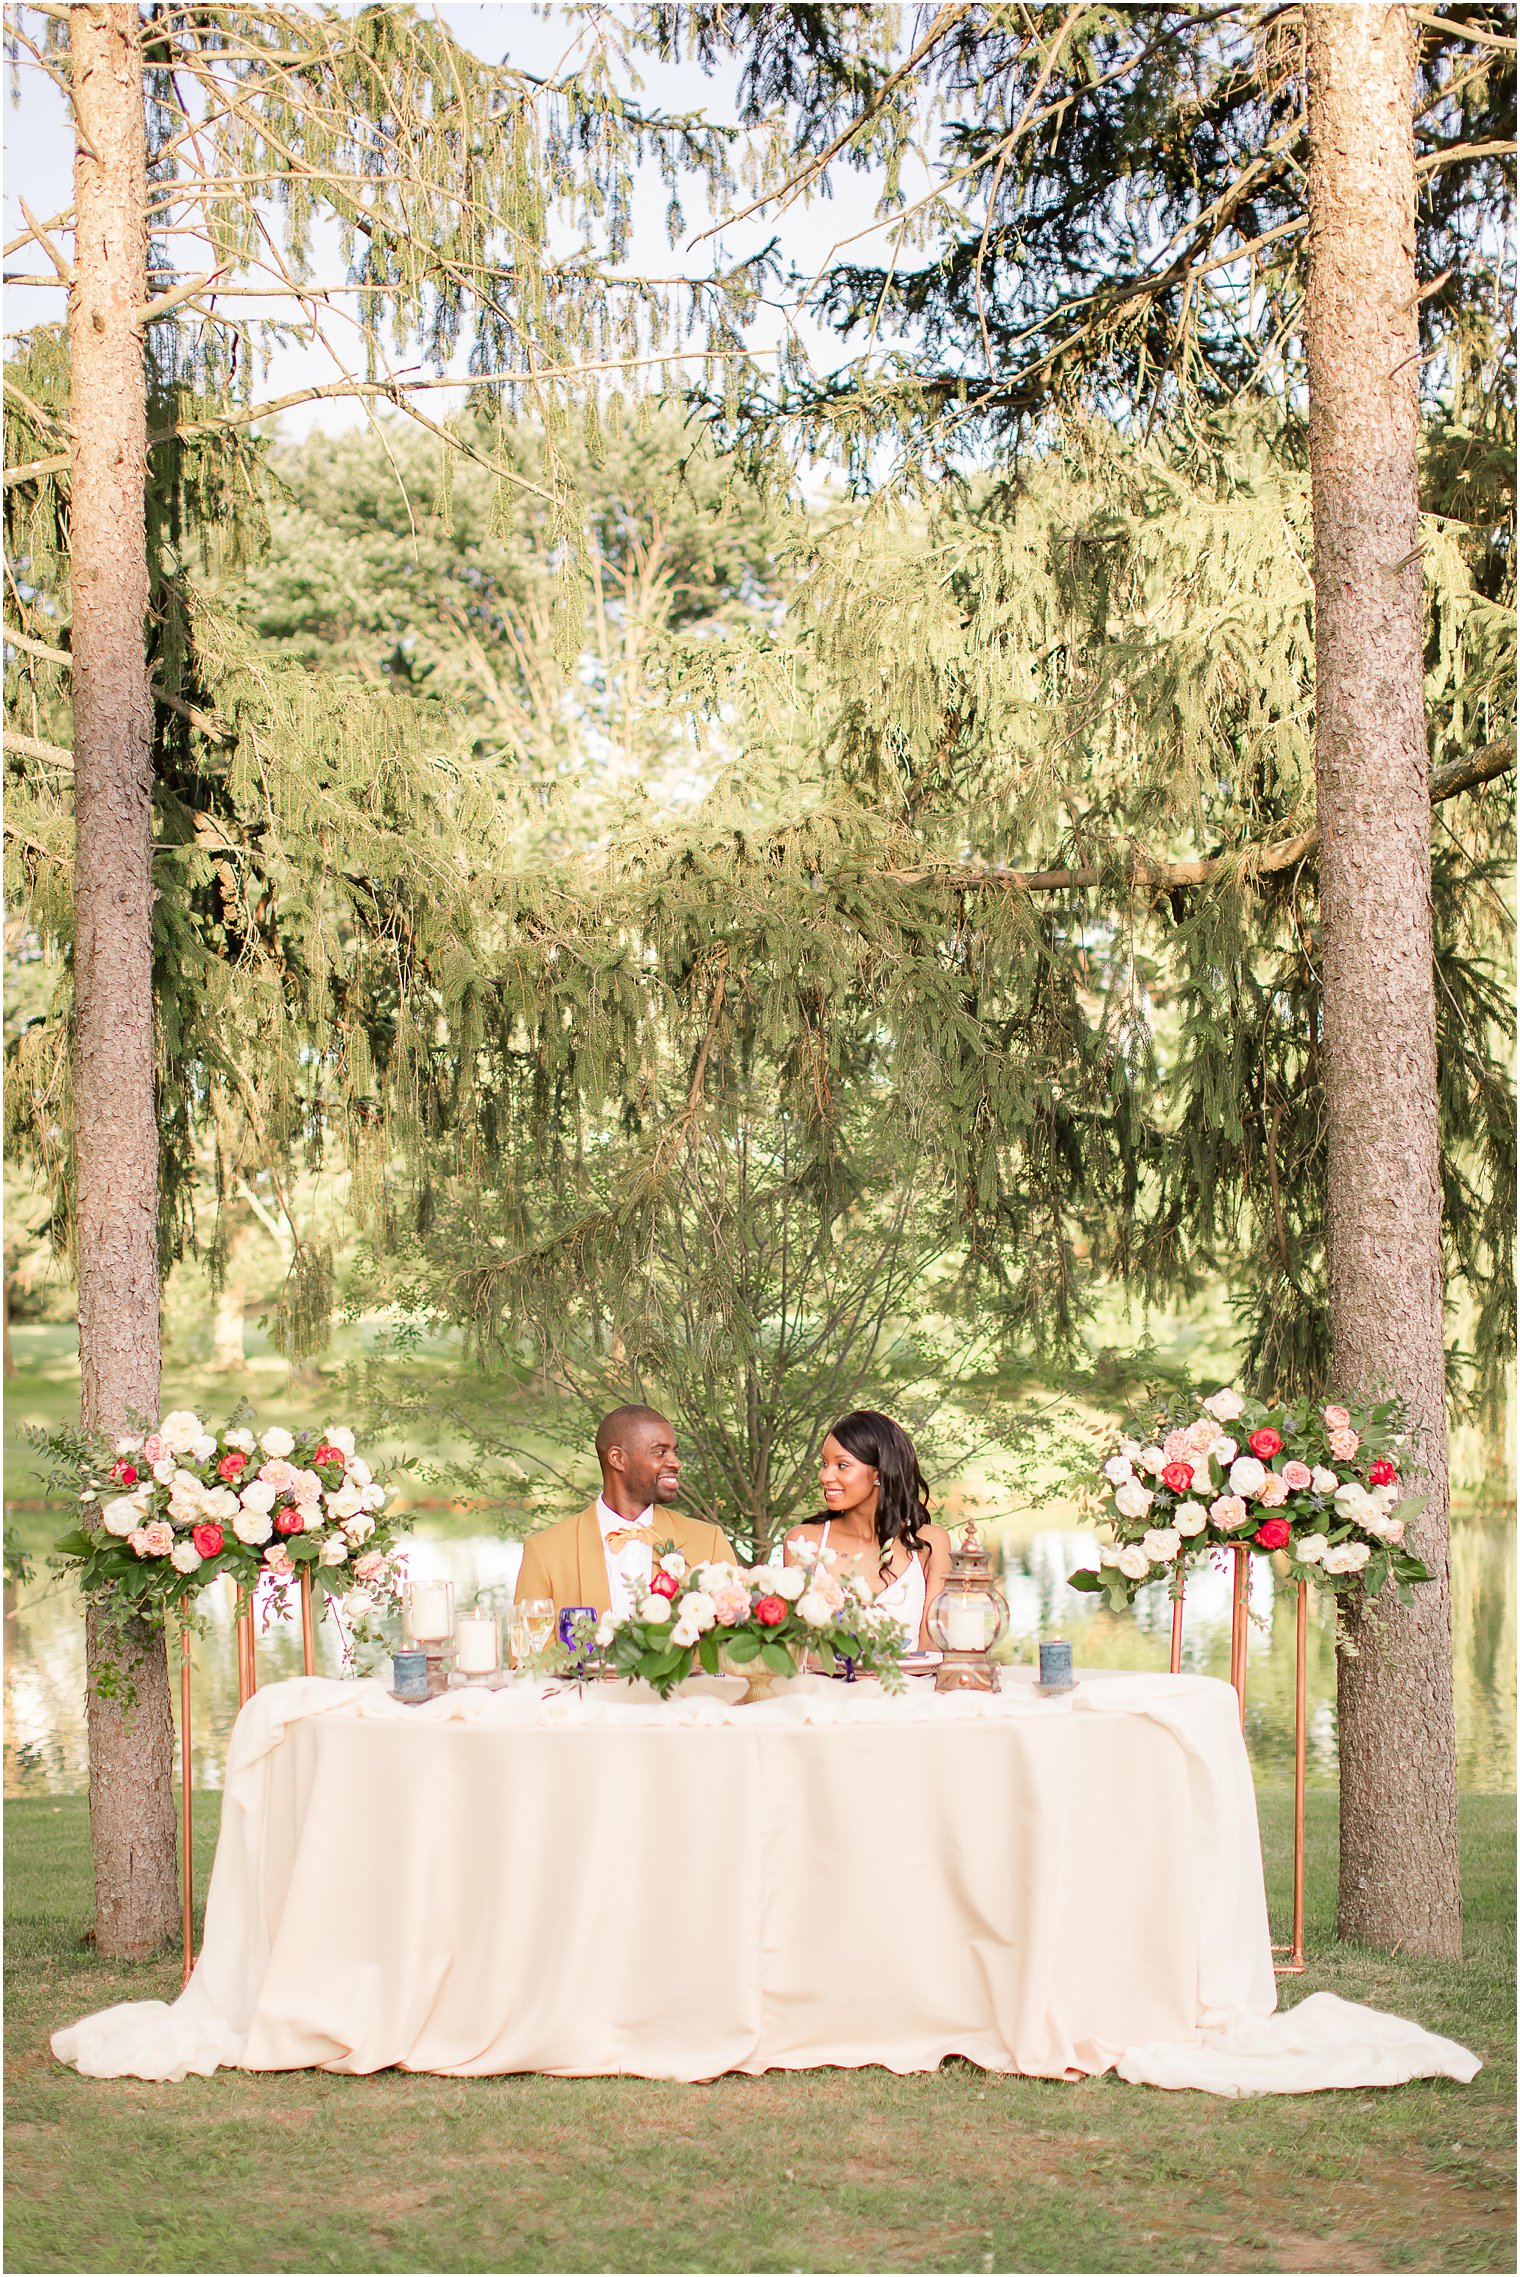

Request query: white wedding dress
[{"left": 816, "top": 1521, "right": 925, "bottom": 1649}]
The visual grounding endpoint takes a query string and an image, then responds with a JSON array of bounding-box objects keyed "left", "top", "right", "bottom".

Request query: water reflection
[{"left": 4, "top": 1516, "right": 1512, "bottom": 1795}]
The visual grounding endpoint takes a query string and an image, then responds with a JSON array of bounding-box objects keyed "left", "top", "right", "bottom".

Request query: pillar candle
[
  {"left": 456, "top": 1613, "right": 498, "bottom": 1675},
  {"left": 1039, "top": 1638, "right": 1074, "bottom": 1689},
  {"left": 409, "top": 1580, "right": 453, "bottom": 1642},
  {"left": 943, "top": 1596, "right": 987, "bottom": 1653}
]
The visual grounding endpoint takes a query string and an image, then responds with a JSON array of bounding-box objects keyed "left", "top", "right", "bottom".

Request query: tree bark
[
  {"left": 69, "top": 3, "right": 177, "bottom": 1959},
  {"left": 1305, "top": 4, "right": 1461, "bottom": 1957}
]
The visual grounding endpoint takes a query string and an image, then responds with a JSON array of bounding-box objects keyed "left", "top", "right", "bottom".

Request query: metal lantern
[{"left": 928, "top": 1521, "right": 1009, "bottom": 1692}]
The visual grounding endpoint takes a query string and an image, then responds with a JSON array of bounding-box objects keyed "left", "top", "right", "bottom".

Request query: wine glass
[{"left": 520, "top": 1597, "right": 556, "bottom": 1654}]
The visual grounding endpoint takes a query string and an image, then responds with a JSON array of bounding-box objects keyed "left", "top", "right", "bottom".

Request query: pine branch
[{"left": 884, "top": 737, "right": 1516, "bottom": 895}]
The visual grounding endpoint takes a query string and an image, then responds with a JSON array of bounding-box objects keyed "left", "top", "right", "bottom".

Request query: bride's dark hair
[{"left": 821, "top": 1409, "right": 932, "bottom": 1567}]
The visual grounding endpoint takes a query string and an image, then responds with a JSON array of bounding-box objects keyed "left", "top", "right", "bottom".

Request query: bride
[{"left": 783, "top": 1409, "right": 952, "bottom": 1651}]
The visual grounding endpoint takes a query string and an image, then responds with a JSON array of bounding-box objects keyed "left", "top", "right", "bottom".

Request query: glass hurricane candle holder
[
  {"left": 928, "top": 1523, "right": 1009, "bottom": 1693},
  {"left": 405, "top": 1578, "right": 455, "bottom": 1693},
  {"left": 455, "top": 1606, "right": 500, "bottom": 1682}
]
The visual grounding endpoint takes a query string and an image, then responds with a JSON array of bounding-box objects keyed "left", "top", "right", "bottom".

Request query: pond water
[{"left": 5, "top": 1510, "right": 1512, "bottom": 1796}]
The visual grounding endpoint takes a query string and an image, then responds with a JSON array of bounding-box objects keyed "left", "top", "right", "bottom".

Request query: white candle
[
  {"left": 410, "top": 1580, "right": 453, "bottom": 1642},
  {"left": 943, "top": 1596, "right": 987, "bottom": 1653},
  {"left": 456, "top": 1613, "right": 498, "bottom": 1675}
]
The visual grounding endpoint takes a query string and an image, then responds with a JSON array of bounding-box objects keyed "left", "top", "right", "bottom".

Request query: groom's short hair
[{"left": 595, "top": 1404, "right": 669, "bottom": 1462}]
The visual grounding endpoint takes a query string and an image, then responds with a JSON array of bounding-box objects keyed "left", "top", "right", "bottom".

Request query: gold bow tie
[{"left": 603, "top": 1523, "right": 657, "bottom": 1555}]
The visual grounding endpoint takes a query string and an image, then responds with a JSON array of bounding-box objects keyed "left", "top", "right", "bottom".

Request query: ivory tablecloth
[{"left": 52, "top": 1669, "right": 1479, "bottom": 2093}]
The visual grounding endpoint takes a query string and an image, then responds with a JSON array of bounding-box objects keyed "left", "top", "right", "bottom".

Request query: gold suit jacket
[{"left": 513, "top": 1503, "right": 741, "bottom": 1617}]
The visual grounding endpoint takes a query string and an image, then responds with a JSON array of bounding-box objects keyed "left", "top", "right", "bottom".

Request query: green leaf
[
  {"left": 760, "top": 1640, "right": 795, "bottom": 1677},
  {"left": 53, "top": 1529, "right": 96, "bottom": 1558},
  {"left": 723, "top": 1630, "right": 760, "bottom": 1663},
  {"left": 697, "top": 1634, "right": 720, "bottom": 1676},
  {"left": 1067, "top": 1568, "right": 1103, "bottom": 1593}
]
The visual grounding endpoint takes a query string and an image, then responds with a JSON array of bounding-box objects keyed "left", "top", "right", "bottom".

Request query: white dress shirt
[{"left": 596, "top": 1494, "right": 655, "bottom": 1621}]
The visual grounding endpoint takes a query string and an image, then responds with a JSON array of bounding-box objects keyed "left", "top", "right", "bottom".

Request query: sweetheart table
[{"left": 52, "top": 1668, "right": 1479, "bottom": 2094}]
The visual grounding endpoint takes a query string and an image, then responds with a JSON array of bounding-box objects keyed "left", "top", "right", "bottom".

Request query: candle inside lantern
[
  {"left": 943, "top": 1596, "right": 987, "bottom": 1653},
  {"left": 409, "top": 1580, "right": 453, "bottom": 1643},
  {"left": 456, "top": 1610, "right": 499, "bottom": 1675}
]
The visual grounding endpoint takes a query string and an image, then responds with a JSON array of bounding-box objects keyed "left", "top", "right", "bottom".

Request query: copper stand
[
  {"left": 235, "top": 1595, "right": 258, "bottom": 1705},
  {"left": 1180, "top": 1552, "right": 1307, "bottom": 1977},
  {"left": 299, "top": 1566, "right": 316, "bottom": 1676},
  {"left": 180, "top": 1619, "right": 194, "bottom": 1988}
]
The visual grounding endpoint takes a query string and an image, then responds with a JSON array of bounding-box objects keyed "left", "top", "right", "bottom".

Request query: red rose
[
  {"left": 191, "top": 1522, "right": 225, "bottom": 1558},
  {"left": 754, "top": 1595, "right": 786, "bottom": 1627},
  {"left": 313, "top": 1442, "right": 345, "bottom": 1470},
  {"left": 274, "top": 1507, "right": 305, "bottom": 1535},
  {"left": 1368, "top": 1460, "right": 1397, "bottom": 1487},
  {"left": 650, "top": 1570, "right": 681, "bottom": 1600},
  {"left": 1160, "top": 1461, "right": 1194, "bottom": 1493},
  {"left": 110, "top": 1459, "right": 139, "bottom": 1486},
  {"left": 1254, "top": 1518, "right": 1291, "bottom": 1551},
  {"left": 217, "top": 1450, "right": 248, "bottom": 1481},
  {"left": 1248, "top": 1428, "right": 1284, "bottom": 1460}
]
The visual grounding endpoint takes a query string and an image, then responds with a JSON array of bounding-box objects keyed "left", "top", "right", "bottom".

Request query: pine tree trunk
[
  {"left": 69, "top": 3, "right": 177, "bottom": 1959},
  {"left": 1305, "top": 4, "right": 1461, "bottom": 1958}
]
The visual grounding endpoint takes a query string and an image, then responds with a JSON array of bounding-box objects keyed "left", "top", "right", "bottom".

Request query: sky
[{"left": 2, "top": 2, "right": 919, "bottom": 441}]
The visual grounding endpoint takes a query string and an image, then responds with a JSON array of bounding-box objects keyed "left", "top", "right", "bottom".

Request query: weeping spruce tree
[
  {"left": 2, "top": 0, "right": 752, "bottom": 1957},
  {"left": 658, "top": 0, "right": 1513, "bottom": 1954}
]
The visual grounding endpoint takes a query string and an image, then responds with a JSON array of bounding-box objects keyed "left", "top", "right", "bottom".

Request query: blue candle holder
[
  {"left": 1037, "top": 1638, "right": 1075, "bottom": 1694},
  {"left": 391, "top": 1648, "right": 430, "bottom": 1703}
]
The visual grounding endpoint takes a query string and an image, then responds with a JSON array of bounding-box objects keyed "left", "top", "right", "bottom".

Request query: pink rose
[
  {"left": 1255, "top": 1473, "right": 1290, "bottom": 1507},
  {"left": 1329, "top": 1428, "right": 1361, "bottom": 1461},
  {"left": 289, "top": 1468, "right": 324, "bottom": 1504},
  {"left": 1209, "top": 1494, "right": 1251, "bottom": 1531},
  {"left": 711, "top": 1586, "right": 750, "bottom": 1626},
  {"left": 1281, "top": 1461, "right": 1313, "bottom": 1491},
  {"left": 259, "top": 1459, "right": 297, "bottom": 1493},
  {"left": 354, "top": 1550, "right": 387, "bottom": 1582},
  {"left": 1162, "top": 1428, "right": 1194, "bottom": 1465},
  {"left": 1322, "top": 1405, "right": 1351, "bottom": 1431},
  {"left": 142, "top": 1433, "right": 169, "bottom": 1464},
  {"left": 1184, "top": 1419, "right": 1219, "bottom": 1454},
  {"left": 263, "top": 1545, "right": 294, "bottom": 1576},
  {"left": 144, "top": 1519, "right": 174, "bottom": 1555}
]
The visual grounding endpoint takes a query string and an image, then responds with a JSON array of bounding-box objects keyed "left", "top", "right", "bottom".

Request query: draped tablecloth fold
[{"left": 52, "top": 1671, "right": 1479, "bottom": 2094}]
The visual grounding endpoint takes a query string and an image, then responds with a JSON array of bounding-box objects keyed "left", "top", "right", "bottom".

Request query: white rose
[
  {"left": 360, "top": 1484, "right": 386, "bottom": 1510},
  {"left": 1142, "top": 1528, "right": 1182, "bottom": 1564},
  {"left": 1373, "top": 1482, "right": 1399, "bottom": 1513},
  {"left": 170, "top": 1539, "right": 202, "bottom": 1575},
  {"left": 1228, "top": 1457, "right": 1267, "bottom": 1499},
  {"left": 232, "top": 1508, "right": 273, "bottom": 1546},
  {"left": 101, "top": 1496, "right": 142, "bottom": 1538},
  {"left": 171, "top": 1468, "right": 206, "bottom": 1501},
  {"left": 1334, "top": 1481, "right": 1370, "bottom": 1517},
  {"left": 748, "top": 1565, "right": 786, "bottom": 1595},
  {"left": 1137, "top": 1445, "right": 1166, "bottom": 1478},
  {"left": 346, "top": 1456, "right": 373, "bottom": 1488},
  {"left": 1173, "top": 1500, "right": 1208, "bottom": 1537},
  {"left": 1321, "top": 1541, "right": 1371, "bottom": 1575},
  {"left": 1104, "top": 1455, "right": 1135, "bottom": 1485},
  {"left": 1210, "top": 1437, "right": 1239, "bottom": 1467},
  {"left": 200, "top": 1486, "right": 241, "bottom": 1521},
  {"left": 680, "top": 1591, "right": 717, "bottom": 1631},
  {"left": 160, "top": 1410, "right": 204, "bottom": 1453},
  {"left": 1113, "top": 1480, "right": 1154, "bottom": 1519},
  {"left": 1295, "top": 1533, "right": 1329, "bottom": 1565},
  {"left": 259, "top": 1426, "right": 296, "bottom": 1459},
  {"left": 114, "top": 1436, "right": 143, "bottom": 1457},
  {"left": 639, "top": 1593, "right": 672, "bottom": 1624},
  {"left": 224, "top": 1428, "right": 257, "bottom": 1453},
  {"left": 1118, "top": 1437, "right": 1142, "bottom": 1459},
  {"left": 774, "top": 1569, "right": 806, "bottom": 1600},
  {"left": 342, "top": 1512, "right": 375, "bottom": 1545},
  {"left": 1203, "top": 1389, "right": 1245, "bottom": 1422},
  {"left": 1358, "top": 1511, "right": 1391, "bottom": 1541},
  {"left": 320, "top": 1534, "right": 349, "bottom": 1566},
  {"left": 670, "top": 1620, "right": 701, "bottom": 1650},
  {"left": 190, "top": 1435, "right": 217, "bottom": 1466},
  {"left": 595, "top": 1615, "right": 618, "bottom": 1647},
  {"left": 344, "top": 1587, "right": 375, "bottom": 1619},
  {"left": 239, "top": 1479, "right": 277, "bottom": 1515},
  {"left": 1116, "top": 1545, "right": 1151, "bottom": 1581},
  {"left": 321, "top": 1426, "right": 356, "bottom": 1458},
  {"left": 152, "top": 1457, "right": 177, "bottom": 1485},
  {"left": 796, "top": 1588, "right": 834, "bottom": 1626},
  {"left": 657, "top": 1551, "right": 687, "bottom": 1579},
  {"left": 167, "top": 1494, "right": 202, "bottom": 1528},
  {"left": 1099, "top": 1545, "right": 1124, "bottom": 1567},
  {"left": 326, "top": 1484, "right": 364, "bottom": 1521},
  {"left": 1311, "top": 1466, "right": 1340, "bottom": 1495}
]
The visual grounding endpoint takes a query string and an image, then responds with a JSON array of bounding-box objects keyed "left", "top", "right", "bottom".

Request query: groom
[{"left": 513, "top": 1405, "right": 740, "bottom": 1618}]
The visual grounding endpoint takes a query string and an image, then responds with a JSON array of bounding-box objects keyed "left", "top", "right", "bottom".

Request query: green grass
[{"left": 4, "top": 1793, "right": 1513, "bottom": 2274}]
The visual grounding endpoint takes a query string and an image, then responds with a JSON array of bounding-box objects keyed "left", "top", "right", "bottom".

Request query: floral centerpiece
[
  {"left": 595, "top": 1545, "right": 908, "bottom": 1699},
  {"left": 1070, "top": 1385, "right": 1431, "bottom": 1612},
  {"left": 42, "top": 1408, "right": 405, "bottom": 1630}
]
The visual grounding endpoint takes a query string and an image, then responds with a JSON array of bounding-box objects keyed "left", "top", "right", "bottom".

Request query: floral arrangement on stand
[
  {"left": 1070, "top": 1385, "right": 1431, "bottom": 1612},
  {"left": 595, "top": 1544, "right": 908, "bottom": 1698},
  {"left": 42, "top": 1408, "right": 406, "bottom": 1642}
]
